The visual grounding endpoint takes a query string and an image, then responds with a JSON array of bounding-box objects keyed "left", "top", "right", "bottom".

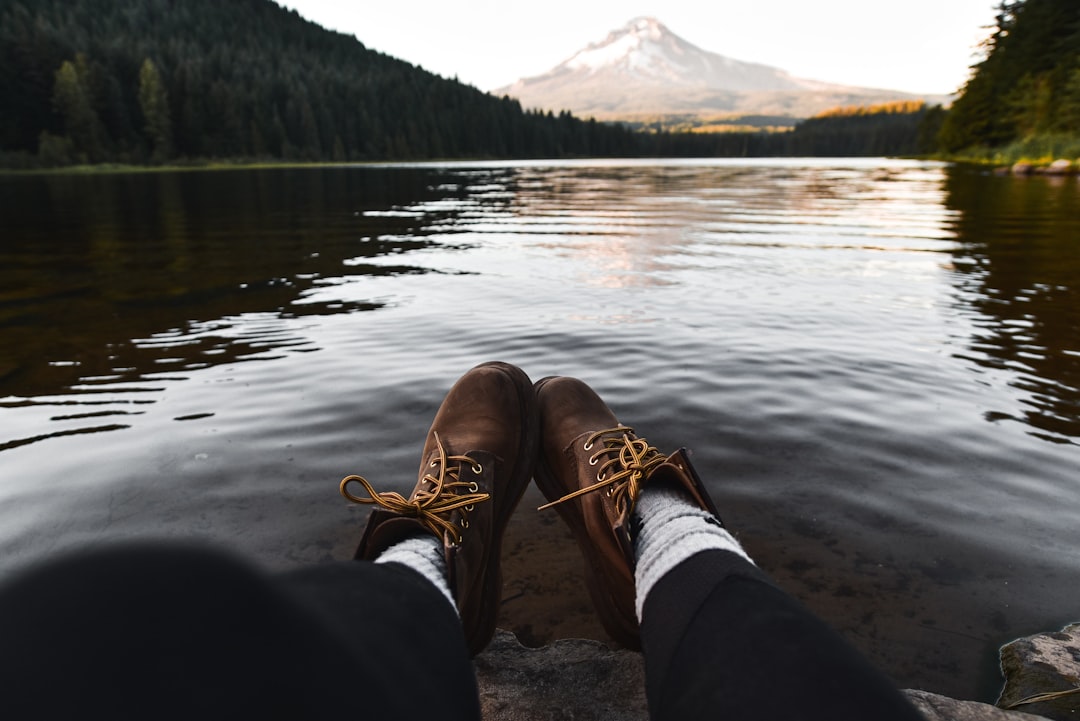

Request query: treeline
[
  {"left": 0, "top": 0, "right": 647, "bottom": 166},
  {"left": 0, "top": 0, "right": 934, "bottom": 167},
  {"left": 646, "top": 102, "right": 938, "bottom": 157},
  {"left": 937, "top": 0, "right": 1080, "bottom": 154},
  {"left": 785, "top": 102, "right": 940, "bottom": 156}
]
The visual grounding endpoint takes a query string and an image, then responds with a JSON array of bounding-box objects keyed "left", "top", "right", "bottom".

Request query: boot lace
[
  {"left": 538, "top": 426, "right": 666, "bottom": 517},
  {"left": 340, "top": 432, "right": 490, "bottom": 546}
]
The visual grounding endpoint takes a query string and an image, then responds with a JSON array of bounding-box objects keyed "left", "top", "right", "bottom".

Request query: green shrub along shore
[{"left": 939, "top": 134, "right": 1080, "bottom": 170}]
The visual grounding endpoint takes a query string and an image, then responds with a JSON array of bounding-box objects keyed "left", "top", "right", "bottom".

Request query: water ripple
[{"left": 1, "top": 160, "right": 1078, "bottom": 702}]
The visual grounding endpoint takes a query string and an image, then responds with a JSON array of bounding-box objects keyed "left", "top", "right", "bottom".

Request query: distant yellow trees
[{"left": 813, "top": 101, "right": 928, "bottom": 120}]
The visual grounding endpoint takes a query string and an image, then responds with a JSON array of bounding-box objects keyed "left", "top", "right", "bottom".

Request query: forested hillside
[
  {"left": 0, "top": 0, "right": 644, "bottom": 166},
  {"left": 938, "top": 0, "right": 1080, "bottom": 155},
  {"left": 650, "top": 102, "right": 939, "bottom": 157},
  {"left": 788, "top": 101, "right": 941, "bottom": 156},
  {"left": 0, "top": 0, "right": 935, "bottom": 166}
]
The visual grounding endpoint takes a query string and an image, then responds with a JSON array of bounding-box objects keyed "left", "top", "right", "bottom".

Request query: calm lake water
[{"left": 1, "top": 159, "right": 1078, "bottom": 701}]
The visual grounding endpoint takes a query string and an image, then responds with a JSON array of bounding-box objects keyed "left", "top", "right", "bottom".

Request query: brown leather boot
[
  {"left": 534, "top": 376, "right": 720, "bottom": 650},
  {"left": 339, "top": 361, "right": 538, "bottom": 656}
]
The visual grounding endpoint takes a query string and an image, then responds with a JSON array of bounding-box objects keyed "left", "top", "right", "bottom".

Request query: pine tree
[
  {"left": 51, "top": 55, "right": 107, "bottom": 162},
  {"left": 137, "top": 58, "right": 172, "bottom": 161},
  {"left": 939, "top": 0, "right": 1080, "bottom": 152},
  {"left": 1058, "top": 65, "right": 1080, "bottom": 132}
]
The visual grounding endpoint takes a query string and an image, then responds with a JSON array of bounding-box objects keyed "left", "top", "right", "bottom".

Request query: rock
[
  {"left": 998, "top": 623, "right": 1080, "bottom": 721},
  {"left": 473, "top": 630, "right": 1053, "bottom": 721},
  {"left": 1013, "top": 161, "right": 1036, "bottom": 175},
  {"left": 1043, "top": 159, "right": 1074, "bottom": 175},
  {"left": 475, "top": 630, "right": 648, "bottom": 721},
  {"left": 904, "top": 689, "right": 1051, "bottom": 721}
]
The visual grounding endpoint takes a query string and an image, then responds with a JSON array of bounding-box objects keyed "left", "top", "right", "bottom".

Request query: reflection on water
[
  {"left": 945, "top": 169, "right": 1080, "bottom": 443},
  {"left": 0, "top": 169, "right": 436, "bottom": 397},
  {"left": 0, "top": 169, "right": 438, "bottom": 453},
  {"left": 1, "top": 160, "right": 1078, "bottom": 703}
]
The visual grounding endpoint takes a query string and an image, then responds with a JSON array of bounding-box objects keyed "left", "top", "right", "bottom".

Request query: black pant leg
[
  {"left": 0, "top": 542, "right": 479, "bottom": 721},
  {"left": 640, "top": 550, "right": 923, "bottom": 721},
  {"left": 277, "top": 559, "right": 480, "bottom": 708}
]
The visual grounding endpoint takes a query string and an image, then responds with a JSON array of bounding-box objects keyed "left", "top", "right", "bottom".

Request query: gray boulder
[
  {"left": 1042, "top": 159, "right": 1074, "bottom": 175},
  {"left": 473, "top": 630, "right": 1052, "bottom": 721},
  {"left": 905, "top": 690, "right": 1049, "bottom": 721},
  {"left": 475, "top": 630, "right": 647, "bottom": 721},
  {"left": 998, "top": 623, "right": 1080, "bottom": 721}
]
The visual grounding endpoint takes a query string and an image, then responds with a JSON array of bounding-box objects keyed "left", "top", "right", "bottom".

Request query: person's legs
[
  {"left": 0, "top": 542, "right": 478, "bottom": 720},
  {"left": 0, "top": 360, "right": 538, "bottom": 719},
  {"left": 633, "top": 497, "right": 923, "bottom": 721},
  {"left": 534, "top": 375, "right": 922, "bottom": 721}
]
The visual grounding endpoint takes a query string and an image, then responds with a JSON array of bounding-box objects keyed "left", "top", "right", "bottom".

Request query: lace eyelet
[
  {"left": 430, "top": 460, "right": 438, "bottom": 468},
  {"left": 597, "top": 472, "right": 607, "bottom": 482},
  {"left": 468, "top": 481, "right": 479, "bottom": 492},
  {"left": 471, "top": 463, "right": 483, "bottom": 474},
  {"left": 460, "top": 519, "right": 469, "bottom": 529},
  {"left": 583, "top": 441, "right": 593, "bottom": 451},
  {"left": 588, "top": 457, "right": 598, "bottom": 466},
  {"left": 606, "top": 485, "right": 615, "bottom": 496},
  {"left": 464, "top": 504, "right": 475, "bottom": 512}
]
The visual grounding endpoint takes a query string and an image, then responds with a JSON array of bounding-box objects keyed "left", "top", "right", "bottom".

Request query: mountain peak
[
  {"left": 496, "top": 17, "right": 946, "bottom": 120},
  {"left": 561, "top": 16, "right": 699, "bottom": 80},
  {"left": 516, "top": 17, "right": 801, "bottom": 92},
  {"left": 620, "top": 16, "right": 665, "bottom": 35},
  {"left": 621, "top": 16, "right": 668, "bottom": 40}
]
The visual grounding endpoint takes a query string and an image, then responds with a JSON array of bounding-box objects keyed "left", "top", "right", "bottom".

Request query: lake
[{"left": 1, "top": 158, "right": 1078, "bottom": 701}]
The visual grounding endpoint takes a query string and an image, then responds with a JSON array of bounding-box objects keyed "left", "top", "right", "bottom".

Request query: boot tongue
[
  {"left": 644, "top": 452, "right": 688, "bottom": 489},
  {"left": 641, "top": 450, "right": 709, "bottom": 507},
  {"left": 646, "top": 449, "right": 724, "bottom": 525},
  {"left": 357, "top": 514, "right": 438, "bottom": 560}
]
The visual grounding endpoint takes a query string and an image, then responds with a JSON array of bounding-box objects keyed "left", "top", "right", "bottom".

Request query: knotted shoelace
[
  {"left": 340, "top": 432, "right": 491, "bottom": 545},
  {"left": 539, "top": 426, "right": 666, "bottom": 517}
]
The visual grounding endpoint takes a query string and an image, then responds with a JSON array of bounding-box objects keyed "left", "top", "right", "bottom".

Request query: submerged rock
[{"left": 998, "top": 623, "right": 1080, "bottom": 721}]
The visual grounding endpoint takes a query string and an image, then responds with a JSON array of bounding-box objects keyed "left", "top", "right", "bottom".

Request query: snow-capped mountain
[{"left": 496, "top": 17, "right": 948, "bottom": 119}]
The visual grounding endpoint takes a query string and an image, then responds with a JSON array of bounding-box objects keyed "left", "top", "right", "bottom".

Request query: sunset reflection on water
[{"left": 1, "top": 159, "right": 1078, "bottom": 701}]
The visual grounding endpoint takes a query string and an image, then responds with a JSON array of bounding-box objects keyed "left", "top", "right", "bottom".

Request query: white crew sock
[
  {"left": 375, "top": 535, "right": 457, "bottom": 615},
  {"left": 632, "top": 485, "right": 754, "bottom": 622}
]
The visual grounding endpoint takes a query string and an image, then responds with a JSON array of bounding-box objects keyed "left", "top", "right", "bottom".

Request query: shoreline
[
  {"left": 0, "top": 155, "right": 956, "bottom": 176},
  {"left": 3, "top": 158, "right": 1077, "bottom": 178},
  {"left": 493, "top": 489, "right": 1076, "bottom": 721}
]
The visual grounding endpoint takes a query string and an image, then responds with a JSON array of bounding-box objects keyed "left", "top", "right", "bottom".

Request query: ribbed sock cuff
[
  {"left": 375, "top": 535, "right": 457, "bottom": 615},
  {"left": 633, "top": 485, "right": 753, "bottom": 621}
]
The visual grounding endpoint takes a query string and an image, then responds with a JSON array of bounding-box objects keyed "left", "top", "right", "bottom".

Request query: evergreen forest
[
  {"left": 1, "top": 0, "right": 648, "bottom": 165},
  {"left": 0, "top": 0, "right": 1033, "bottom": 167},
  {"left": 938, "top": 0, "right": 1080, "bottom": 160}
]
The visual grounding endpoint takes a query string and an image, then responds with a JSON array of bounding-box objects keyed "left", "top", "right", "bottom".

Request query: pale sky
[{"left": 275, "top": 0, "right": 999, "bottom": 96}]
